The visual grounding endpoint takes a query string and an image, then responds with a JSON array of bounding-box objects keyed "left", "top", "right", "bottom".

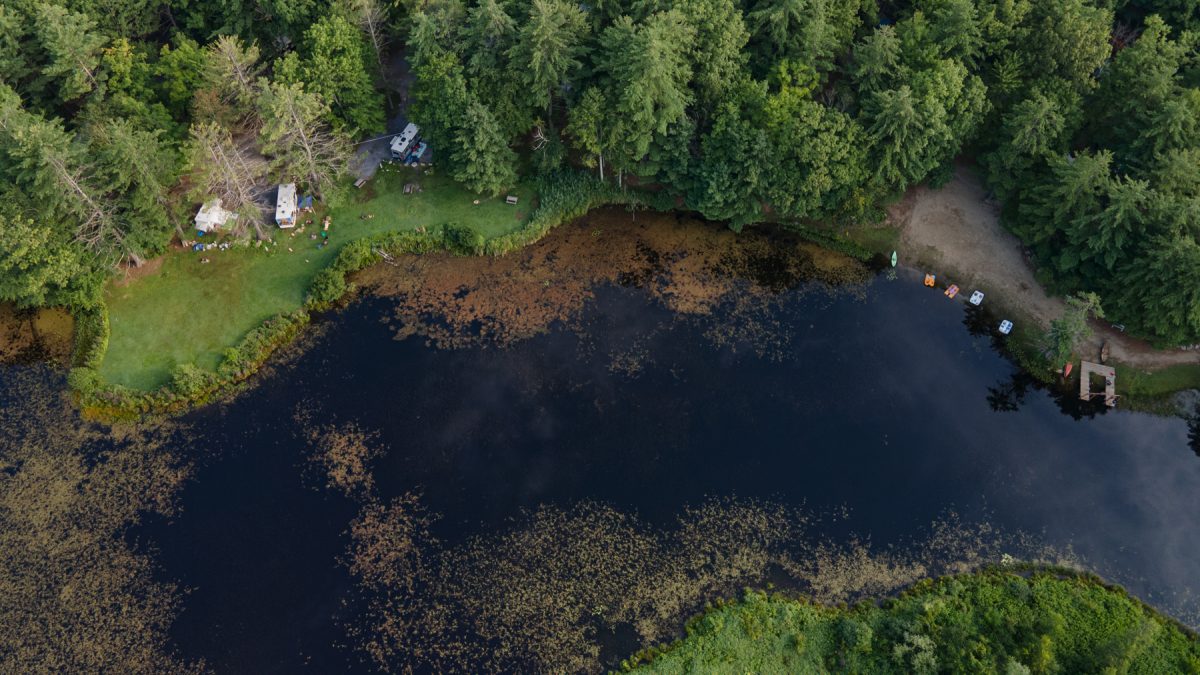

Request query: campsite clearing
[{"left": 101, "top": 167, "right": 533, "bottom": 391}]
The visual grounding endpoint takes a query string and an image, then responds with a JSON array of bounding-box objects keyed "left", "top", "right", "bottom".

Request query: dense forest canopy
[{"left": 2, "top": 0, "right": 1200, "bottom": 344}]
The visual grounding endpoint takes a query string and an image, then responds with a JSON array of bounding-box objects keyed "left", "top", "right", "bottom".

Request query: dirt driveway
[{"left": 889, "top": 163, "right": 1199, "bottom": 371}]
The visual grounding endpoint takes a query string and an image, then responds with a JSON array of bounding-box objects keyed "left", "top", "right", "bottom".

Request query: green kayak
[{"left": 890, "top": 250, "right": 898, "bottom": 267}]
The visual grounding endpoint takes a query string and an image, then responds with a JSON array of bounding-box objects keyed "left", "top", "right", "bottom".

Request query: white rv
[
  {"left": 275, "top": 183, "right": 297, "bottom": 228},
  {"left": 389, "top": 123, "right": 420, "bottom": 160}
]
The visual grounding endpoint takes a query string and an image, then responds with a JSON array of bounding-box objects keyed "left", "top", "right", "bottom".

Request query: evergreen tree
[
  {"left": 862, "top": 59, "right": 987, "bottom": 190},
  {"left": 982, "top": 91, "right": 1075, "bottom": 201},
  {"left": 463, "top": 0, "right": 516, "bottom": 80},
  {"left": 0, "top": 207, "right": 89, "bottom": 308},
  {"left": 283, "top": 13, "right": 386, "bottom": 136},
  {"left": 34, "top": 3, "right": 108, "bottom": 102},
  {"left": 83, "top": 117, "right": 175, "bottom": 262},
  {"left": 1091, "top": 16, "right": 1189, "bottom": 170},
  {"left": 507, "top": 0, "right": 587, "bottom": 118},
  {"left": 462, "top": 0, "right": 527, "bottom": 136},
  {"left": 1072, "top": 175, "right": 1152, "bottom": 273},
  {"left": 923, "top": 0, "right": 983, "bottom": 65},
  {"left": 1109, "top": 236, "right": 1200, "bottom": 344},
  {"left": 1012, "top": 151, "right": 1112, "bottom": 276},
  {"left": 851, "top": 25, "right": 902, "bottom": 94},
  {"left": 409, "top": 50, "right": 471, "bottom": 161},
  {"left": 1018, "top": 0, "right": 1112, "bottom": 94},
  {"left": 202, "top": 35, "right": 264, "bottom": 126},
  {"left": 674, "top": 0, "right": 749, "bottom": 104},
  {"left": 566, "top": 87, "right": 610, "bottom": 180},
  {"left": 745, "top": 0, "right": 859, "bottom": 74},
  {"left": 450, "top": 98, "right": 517, "bottom": 195},
  {"left": 257, "top": 81, "right": 351, "bottom": 202},
  {"left": 0, "top": 6, "right": 35, "bottom": 94},
  {"left": 597, "top": 11, "right": 695, "bottom": 169}
]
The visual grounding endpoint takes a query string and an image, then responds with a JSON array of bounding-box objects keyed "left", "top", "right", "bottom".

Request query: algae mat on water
[{"left": 100, "top": 169, "right": 533, "bottom": 391}]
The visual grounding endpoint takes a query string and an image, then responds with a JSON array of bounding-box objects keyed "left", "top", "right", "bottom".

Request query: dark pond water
[{"left": 124, "top": 265, "right": 1200, "bottom": 673}]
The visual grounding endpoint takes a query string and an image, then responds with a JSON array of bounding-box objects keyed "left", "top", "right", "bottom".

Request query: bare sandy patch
[{"left": 891, "top": 164, "right": 1200, "bottom": 371}]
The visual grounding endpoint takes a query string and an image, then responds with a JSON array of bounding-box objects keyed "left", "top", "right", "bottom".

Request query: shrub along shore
[
  {"left": 625, "top": 567, "right": 1200, "bottom": 673},
  {"left": 70, "top": 171, "right": 666, "bottom": 420}
]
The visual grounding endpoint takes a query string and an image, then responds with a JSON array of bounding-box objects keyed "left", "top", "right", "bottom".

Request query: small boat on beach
[{"left": 890, "top": 251, "right": 898, "bottom": 267}]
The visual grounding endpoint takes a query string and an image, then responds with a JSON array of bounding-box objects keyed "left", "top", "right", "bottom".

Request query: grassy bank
[
  {"left": 101, "top": 167, "right": 534, "bottom": 390},
  {"left": 78, "top": 164, "right": 1199, "bottom": 416},
  {"left": 627, "top": 569, "right": 1200, "bottom": 673},
  {"left": 72, "top": 170, "right": 652, "bottom": 420}
]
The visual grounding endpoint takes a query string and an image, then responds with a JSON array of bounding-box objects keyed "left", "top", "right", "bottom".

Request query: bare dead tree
[
  {"left": 259, "top": 82, "right": 351, "bottom": 203},
  {"left": 44, "top": 151, "right": 128, "bottom": 268},
  {"left": 531, "top": 125, "right": 549, "bottom": 151},
  {"left": 1, "top": 86, "right": 127, "bottom": 268},
  {"left": 1111, "top": 22, "right": 1141, "bottom": 53},
  {"left": 348, "top": 0, "right": 390, "bottom": 70}
]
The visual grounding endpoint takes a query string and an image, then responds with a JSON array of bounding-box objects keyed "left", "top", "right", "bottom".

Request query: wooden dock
[{"left": 1079, "top": 361, "right": 1117, "bottom": 407}]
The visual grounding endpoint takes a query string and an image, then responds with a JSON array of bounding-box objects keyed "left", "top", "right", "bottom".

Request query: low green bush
[
  {"left": 67, "top": 367, "right": 101, "bottom": 396},
  {"left": 485, "top": 171, "right": 652, "bottom": 256},
  {"left": 444, "top": 221, "right": 485, "bottom": 256},
  {"left": 170, "top": 363, "right": 213, "bottom": 397},
  {"left": 780, "top": 222, "right": 874, "bottom": 261},
  {"left": 71, "top": 305, "right": 109, "bottom": 370},
  {"left": 307, "top": 268, "right": 350, "bottom": 310}
]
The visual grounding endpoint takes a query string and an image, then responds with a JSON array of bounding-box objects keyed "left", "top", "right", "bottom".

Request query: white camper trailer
[
  {"left": 389, "top": 123, "right": 420, "bottom": 160},
  {"left": 275, "top": 183, "right": 297, "bottom": 228},
  {"left": 194, "top": 199, "right": 237, "bottom": 233}
]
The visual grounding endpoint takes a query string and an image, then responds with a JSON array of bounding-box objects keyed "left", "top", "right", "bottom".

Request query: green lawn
[
  {"left": 101, "top": 167, "right": 533, "bottom": 390},
  {"left": 1116, "top": 362, "right": 1200, "bottom": 399}
]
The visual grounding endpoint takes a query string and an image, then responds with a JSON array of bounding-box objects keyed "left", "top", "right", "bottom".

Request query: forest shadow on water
[{"left": 5, "top": 211, "right": 1199, "bottom": 674}]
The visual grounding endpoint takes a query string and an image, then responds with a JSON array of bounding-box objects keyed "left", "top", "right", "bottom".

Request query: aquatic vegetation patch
[
  {"left": 0, "top": 370, "right": 198, "bottom": 672},
  {"left": 627, "top": 572, "right": 1200, "bottom": 673},
  {"left": 361, "top": 209, "right": 869, "bottom": 353},
  {"left": 297, "top": 414, "right": 385, "bottom": 499},
  {"left": 342, "top": 494, "right": 1073, "bottom": 674},
  {"left": 0, "top": 305, "right": 73, "bottom": 366}
]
